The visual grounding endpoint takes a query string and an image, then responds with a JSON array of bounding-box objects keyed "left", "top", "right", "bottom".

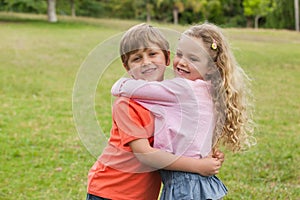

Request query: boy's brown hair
[{"left": 120, "top": 23, "right": 170, "bottom": 70}]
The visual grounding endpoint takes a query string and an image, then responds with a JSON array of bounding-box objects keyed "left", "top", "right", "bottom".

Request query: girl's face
[
  {"left": 173, "top": 35, "right": 210, "bottom": 81},
  {"left": 125, "top": 45, "right": 170, "bottom": 82}
]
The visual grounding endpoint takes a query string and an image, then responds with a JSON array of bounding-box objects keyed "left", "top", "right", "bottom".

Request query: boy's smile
[{"left": 141, "top": 65, "right": 158, "bottom": 74}]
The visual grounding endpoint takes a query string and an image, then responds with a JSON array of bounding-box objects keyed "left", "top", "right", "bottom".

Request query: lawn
[{"left": 0, "top": 13, "right": 299, "bottom": 199}]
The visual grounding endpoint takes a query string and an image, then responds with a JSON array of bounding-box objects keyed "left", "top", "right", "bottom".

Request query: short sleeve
[{"left": 113, "top": 97, "right": 154, "bottom": 147}]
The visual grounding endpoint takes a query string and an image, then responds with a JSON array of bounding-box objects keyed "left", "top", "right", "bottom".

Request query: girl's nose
[{"left": 178, "top": 58, "right": 187, "bottom": 67}]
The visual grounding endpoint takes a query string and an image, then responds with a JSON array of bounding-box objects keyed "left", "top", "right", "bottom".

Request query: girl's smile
[{"left": 176, "top": 66, "right": 191, "bottom": 74}]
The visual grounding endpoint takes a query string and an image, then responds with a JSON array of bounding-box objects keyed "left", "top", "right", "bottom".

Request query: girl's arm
[
  {"left": 111, "top": 78, "right": 178, "bottom": 104},
  {"left": 113, "top": 97, "right": 223, "bottom": 176},
  {"left": 129, "top": 138, "right": 221, "bottom": 176}
]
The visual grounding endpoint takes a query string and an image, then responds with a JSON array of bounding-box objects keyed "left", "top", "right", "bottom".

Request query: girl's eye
[
  {"left": 190, "top": 57, "right": 200, "bottom": 62},
  {"left": 176, "top": 52, "right": 182, "bottom": 57}
]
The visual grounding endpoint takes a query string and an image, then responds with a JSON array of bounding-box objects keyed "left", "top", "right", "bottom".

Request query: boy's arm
[
  {"left": 129, "top": 138, "right": 222, "bottom": 176},
  {"left": 111, "top": 78, "right": 178, "bottom": 104}
]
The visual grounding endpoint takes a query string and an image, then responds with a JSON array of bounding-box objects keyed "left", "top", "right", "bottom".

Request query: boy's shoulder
[
  {"left": 113, "top": 97, "right": 150, "bottom": 114},
  {"left": 113, "top": 97, "right": 154, "bottom": 127},
  {"left": 113, "top": 96, "right": 140, "bottom": 107}
]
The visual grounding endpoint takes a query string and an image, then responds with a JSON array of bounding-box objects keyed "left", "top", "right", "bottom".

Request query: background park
[{"left": 0, "top": 0, "right": 299, "bottom": 199}]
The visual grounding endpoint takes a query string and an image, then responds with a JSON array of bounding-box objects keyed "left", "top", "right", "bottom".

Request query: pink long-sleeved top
[{"left": 111, "top": 77, "right": 215, "bottom": 158}]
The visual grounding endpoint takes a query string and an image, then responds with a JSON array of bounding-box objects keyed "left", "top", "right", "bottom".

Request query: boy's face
[
  {"left": 125, "top": 45, "right": 169, "bottom": 82},
  {"left": 173, "top": 35, "right": 209, "bottom": 81}
]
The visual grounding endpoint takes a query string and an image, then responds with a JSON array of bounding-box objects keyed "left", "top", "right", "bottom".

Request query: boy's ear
[
  {"left": 124, "top": 63, "right": 135, "bottom": 78},
  {"left": 123, "top": 63, "right": 129, "bottom": 71},
  {"left": 166, "top": 51, "right": 171, "bottom": 66}
]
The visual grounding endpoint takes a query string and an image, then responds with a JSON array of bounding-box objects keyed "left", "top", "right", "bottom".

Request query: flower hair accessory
[{"left": 211, "top": 39, "right": 217, "bottom": 50}]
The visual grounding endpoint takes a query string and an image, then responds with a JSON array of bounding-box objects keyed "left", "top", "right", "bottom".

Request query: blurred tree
[
  {"left": 181, "top": 0, "right": 207, "bottom": 24},
  {"left": 156, "top": 0, "right": 185, "bottom": 24},
  {"left": 134, "top": 0, "right": 155, "bottom": 22},
  {"left": 146, "top": 3, "right": 153, "bottom": 22},
  {"left": 106, "top": 0, "right": 135, "bottom": 19},
  {"left": 265, "top": 0, "right": 296, "bottom": 29},
  {"left": 71, "top": 0, "right": 75, "bottom": 17},
  {"left": 220, "top": 0, "right": 245, "bottom": 27},
  {"left": 206, "top": 0, "right": 222, "bottom": 23},
  {"left": 0, "top": 0, "right": 47, "bottom": 13},
  {"left": 0, "top": 0, "right": 296, "bottom": 29},
  {"left": 295, "top": 0, "right": 299, "bottom": 31},
  {"left": 243, "top": 0, "right": 272, "bottom": 28},
  {"left": 172, "top": 0, "right": 185, "bottom": 24},
  {"left": 47, "top": 0, "right": 57, "bottom": 22},
  {"left": 76, "top": 0, "right": 105, "bottom": 18}
]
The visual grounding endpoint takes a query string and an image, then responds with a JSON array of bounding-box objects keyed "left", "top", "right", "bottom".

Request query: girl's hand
[
  {"left": 197, "top": 157, "right": 222, "bottom": 176},
  {"left": 213, "top": 149, "right": 225, "bottom": 164}
]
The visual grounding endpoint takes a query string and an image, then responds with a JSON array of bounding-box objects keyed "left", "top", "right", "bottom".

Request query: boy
[{"left": 87, "top": 23, "right": 224, "bottom": 200}]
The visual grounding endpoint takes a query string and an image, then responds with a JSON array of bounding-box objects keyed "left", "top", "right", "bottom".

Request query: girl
[{"left": 112, "top": 23, "right": 254, "bottom": 199}]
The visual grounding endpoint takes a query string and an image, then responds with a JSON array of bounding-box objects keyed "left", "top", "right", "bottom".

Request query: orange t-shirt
[{"left": 87, "top": 97, "right": 161, "bottom": 200}]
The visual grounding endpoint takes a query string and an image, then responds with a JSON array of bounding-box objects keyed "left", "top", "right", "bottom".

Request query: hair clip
[{"left": 211, "top": 39, "right": 217, "bottom": 50}]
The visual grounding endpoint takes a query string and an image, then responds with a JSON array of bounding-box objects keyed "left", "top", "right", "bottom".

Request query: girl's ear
[{"left": 166, "top": 51, "right": 171, "bottom": 66}]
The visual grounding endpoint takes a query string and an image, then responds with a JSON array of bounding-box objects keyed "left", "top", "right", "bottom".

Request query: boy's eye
[
  {"left": 149, "top": 51, "right": 159, "bottom": 56},
  {"left": 131, "top": 56, "right": 141, "bottom": 62}
]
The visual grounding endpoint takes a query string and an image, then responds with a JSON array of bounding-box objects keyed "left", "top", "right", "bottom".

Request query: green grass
[{"left": 0, "top": 12, "right": 299, "bottom": 199}]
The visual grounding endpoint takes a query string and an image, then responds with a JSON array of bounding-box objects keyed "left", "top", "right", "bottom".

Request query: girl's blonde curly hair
[{"left": 183, "top": 23, "right": 256, "bottom": 152}]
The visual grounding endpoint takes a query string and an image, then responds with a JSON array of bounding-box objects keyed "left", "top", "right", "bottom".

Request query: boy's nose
[{"left": 142, "top": 56, "right": 152, "bottom": 66}]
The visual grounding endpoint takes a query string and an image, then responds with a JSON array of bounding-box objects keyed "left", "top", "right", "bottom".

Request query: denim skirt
[{"left": 159, "top": 170, "right": 228, "bottom": 200}]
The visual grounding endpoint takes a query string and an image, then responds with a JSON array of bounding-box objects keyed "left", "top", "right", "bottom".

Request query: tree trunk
[
  {"left": 71, "top": 0, "right": 76, "bottom": 17},
  {"left": 254, "top": 15, "right": 261, "bottom": 29},
  {"left": 246, "top": 17, "right": 253, "bottom": 28},
  {"left": 147, "top": 12, "right": 151, "bottom": 23},
  {"left": 295, "top": 0, "right": 299, "bottom": 31},
  {"left": 47, "top": 0, "right": 57, "bottom": 22},
  {"left": 146, "top": 4, "right": 151, "bottom": 23},
  {"left": 173, "top": 7, "right": 178, "bottom": 25}
]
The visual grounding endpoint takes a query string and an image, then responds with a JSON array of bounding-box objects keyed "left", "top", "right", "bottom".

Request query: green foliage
[
  {"left": 180, "top": 8, "right": 203, "bottom": 24},
  {"left": 243, "top": 0, "right": 261, "bottom": 16},
  {"left": 265, "top": 0, "right": 298, "bottom": 30},
  {"left": 206, "top": 0, "right": 223, "bottom": 24},
  {"left": 76, "top": 0, "right": 105, "bottom": 18},
  {"left": 220, "top": 0, "right": 246, "bottom": 26},
  {"left": 0, "top": 0, "right": 47, "bottom": 13},
  {"left": 1, "top": 0, "right": 298, "bottom": 29}
]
